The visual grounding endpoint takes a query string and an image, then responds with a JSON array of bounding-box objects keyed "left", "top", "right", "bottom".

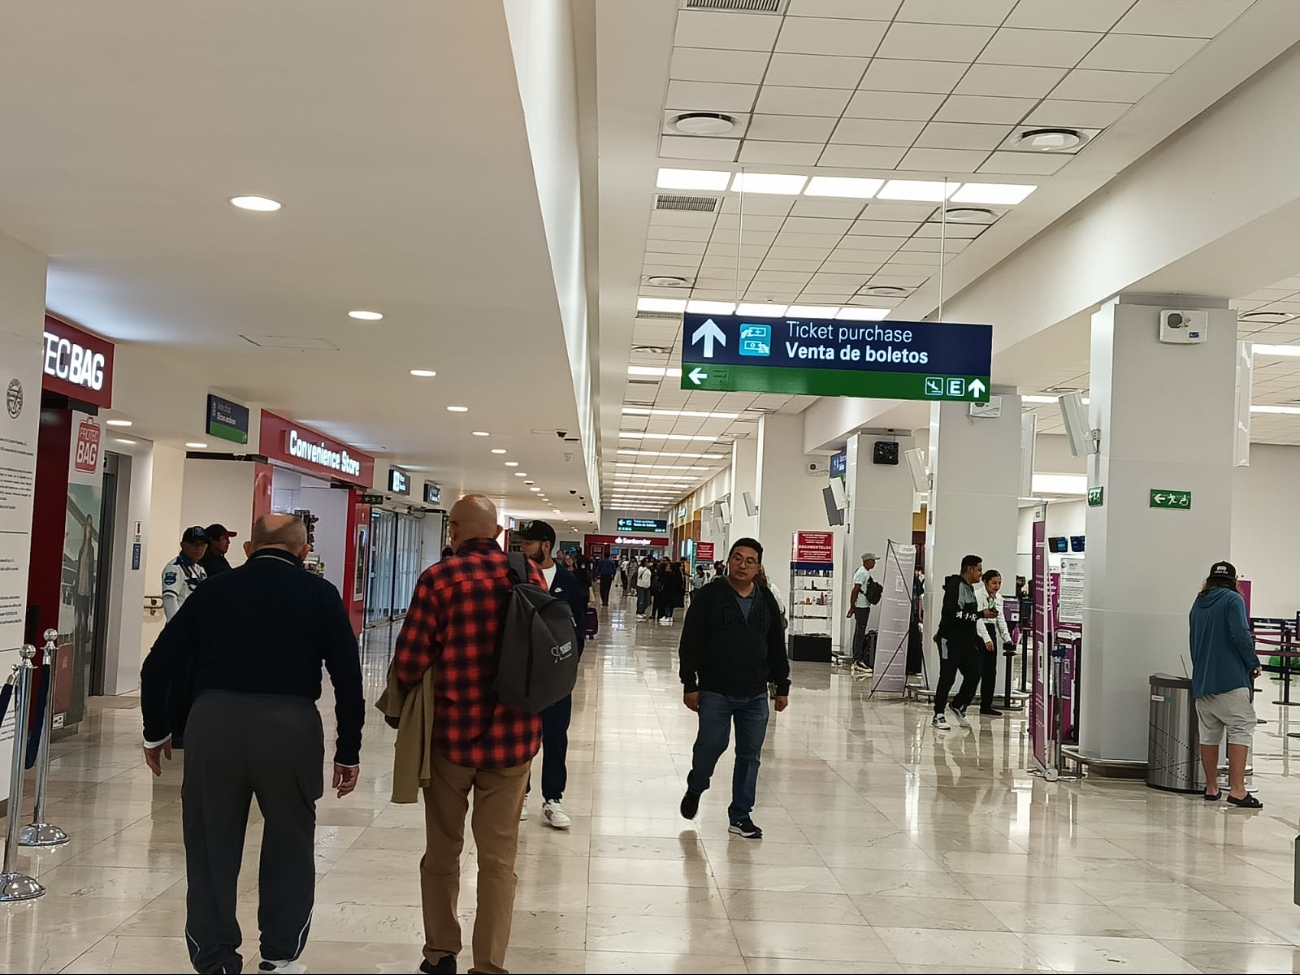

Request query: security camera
[{"left": 570, "top": 489, "right": 577, "bottom": 495}]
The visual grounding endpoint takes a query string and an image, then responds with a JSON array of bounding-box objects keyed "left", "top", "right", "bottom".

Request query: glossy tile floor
[{"left": 4, "top": 589, "right": 1300, "bottom": 973}]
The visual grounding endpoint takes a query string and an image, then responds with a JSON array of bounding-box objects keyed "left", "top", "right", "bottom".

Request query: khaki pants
[{"left": 421, "top": 750, "right": 531, "bottom": 975}]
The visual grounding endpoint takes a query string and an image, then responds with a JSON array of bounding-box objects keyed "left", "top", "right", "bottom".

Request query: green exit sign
[
  {"left": 1087, "top": 487, "right": 1104, "bottom": 507},
  {"left": 1150, "top": 489, "right": 1192, "bottom": 510}
]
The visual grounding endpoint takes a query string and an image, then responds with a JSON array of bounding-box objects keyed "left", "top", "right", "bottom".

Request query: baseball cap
[
  {"left": 204, "top": 523, "right": 237, "bottom": 540},
  {"left": 861, "top": 551, "right": 879, "bottom": 561},
  {"left": 517, "top": 519, "right": 556, "bottom": 546},
  {"left": 181, "top": 526, "right": 208, "bottom": 544},
  {"left": 1209, "top": 560, "right": 1237, "bottom": 580}
]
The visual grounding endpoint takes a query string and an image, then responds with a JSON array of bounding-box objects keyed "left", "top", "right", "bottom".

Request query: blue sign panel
[
  {"left": 681, "top": 313, "right": 992, "bottom": 402},
  {"left": 616, "top": 517, "right": 667, "bottom": 534},
  {"left": 206, "top": 394, "right": 250, "bottom": 445},
  {"left": 829, "top": 451, "right": 847, "bottom": 479}
]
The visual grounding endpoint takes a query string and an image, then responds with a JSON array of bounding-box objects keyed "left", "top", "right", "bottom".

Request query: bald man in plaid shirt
[{"left": 395, "top": 494, "right": 545, "bottom": 975}]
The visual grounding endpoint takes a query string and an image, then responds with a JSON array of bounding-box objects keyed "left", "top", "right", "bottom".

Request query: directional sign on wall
[
  {"left": 680, "top": 313, "right": 992, "bottom": 402},
  {"left": 1150, "top": 489, "right": 1192, "bottom": 510}
]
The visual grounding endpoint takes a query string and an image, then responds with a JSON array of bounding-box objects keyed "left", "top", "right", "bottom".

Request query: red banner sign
[
  {"left": 793, "top": 530, "right": 834, "bottom": 563},
  {"left": 583, "top": 533, "right": 668, "bottom": 548},
  {"left": 696, "top": 542, "right": 715, "bottom": 562},
  {"left": 42, "top": 316, "right": 114, "bottom": 408},
  {"left": 258, "top": 410, "right": 375, "bottom": 488},
  {"left": 74, "top": 418, "right": 101, "bottom": 473}
]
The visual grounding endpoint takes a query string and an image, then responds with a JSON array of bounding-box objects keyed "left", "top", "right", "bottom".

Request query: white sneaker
[
  {"left": 259, "top": 962, "right": 308, "bottom": 974},
  {"left": 542, "top": 800, "right": 572, "bottom": 830},
  {"left": 932, "top": 713, "right": 950, "bottom": 730},
  {"left": 635, "top": 614, "right": 646, "bottom": 621},
  {"left": 520, "top": 802, "right": 529, "bottom": 822},
  {"left": 951, "top": 705, "right": 971, "bottom": 729}
]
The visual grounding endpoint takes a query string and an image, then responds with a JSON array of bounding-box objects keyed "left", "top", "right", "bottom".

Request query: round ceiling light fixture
[
  {"left": 505, "top": 461, "right": 519, "bottom": 467},
  {"left": 471, "top": 431, "right": 490, "bottom": 437},
  {"left": 446, "top": 405, "right": 469, "bottom": 413},
  {"left": 186, "top": 442, "right": 208, "bottom": 449},
  {"left": 106, "top": 419, "right": 132, "bottom": 427},
  {"left": 945, "top": 207, "right": 996, "bottom": 223},
  {"left": 865, "top": 286, "right": 909, "bottom": 298},
  {"left": 668, "top": 112, "right": 737, "bottom": 136},
  {"left": 645, "top": 275, "right": 691, "bottom": 288},
  {"left": 349, "top": 310, "right": 383, "bottom": 321},
  {"left": 1013, "top": 128, "right": 1084, "bottom": 152},
  {"left": 410, "top": 369, "right": 437, "bottom": 377},
  {"left": 491, "top": 448, "right": 507, "bottom": 454},
  {"left": 229, "top": 195, "right": 282, "bottom": 211},
  {"left": 1241, "top": 311, "right": 1292, "bottom": 322}
]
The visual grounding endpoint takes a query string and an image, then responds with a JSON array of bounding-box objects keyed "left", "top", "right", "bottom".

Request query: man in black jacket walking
[
  {"left": 678, "top": 537, "right": 790, "bottom": 839},
  {"left": 933, "top": 554, "right": 986, "bottom": 731},
  {"left": 140, "top": 513, "right": 364, "bottom": 975}
]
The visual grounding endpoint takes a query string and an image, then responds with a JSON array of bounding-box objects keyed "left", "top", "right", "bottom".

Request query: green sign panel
[
  {"left": 1149, "top": 489, "right": 1191, "bottom": 510},
  {"left": 1087, "top": 487, "right": 1104, "bottom": 507}
]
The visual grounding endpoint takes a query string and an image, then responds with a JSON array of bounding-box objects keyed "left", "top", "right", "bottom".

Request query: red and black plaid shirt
[{"left": 394, "top": 537, "right": 543, "bottom": 769}]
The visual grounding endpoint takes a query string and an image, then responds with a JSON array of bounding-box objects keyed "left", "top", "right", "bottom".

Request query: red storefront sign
[
  {"left": 584, "top": 533, "right": 668, "bottom": 548},
  {"left": 73, "top": 418, "right": 101, "bottom": 473},
  {"left": 259, "top": 410, "right": 375, "bottom": 488},
  {"left": 42, "top": 315, "right": 115, "bottom": 409},
  {"left": 696, "top": 541, "right": 715, "bottom": 562},
  {"left": 793, "top": 530, "right": 834, "bottom": 563}
]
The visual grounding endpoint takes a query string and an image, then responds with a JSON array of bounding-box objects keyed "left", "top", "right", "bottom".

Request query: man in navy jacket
[{"left": 517, "top": 520, "right": 586, "bottom": 829}]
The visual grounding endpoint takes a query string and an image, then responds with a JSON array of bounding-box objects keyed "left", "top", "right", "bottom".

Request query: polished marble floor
[{"left": 4, "top": 588, "right": 1300, "bottom": 973}]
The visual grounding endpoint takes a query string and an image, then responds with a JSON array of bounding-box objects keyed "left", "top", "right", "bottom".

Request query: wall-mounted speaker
[
  {"left": 1059, "top": 392, "right": 1094, "bottom": 457},
  {"left": 742, "top": 491, "right": 758, "bottom": 517}
]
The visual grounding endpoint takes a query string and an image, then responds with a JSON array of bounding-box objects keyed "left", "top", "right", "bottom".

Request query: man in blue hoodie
[{"left": 1189, "top": 560, "right": 1262, "bottom": 808}]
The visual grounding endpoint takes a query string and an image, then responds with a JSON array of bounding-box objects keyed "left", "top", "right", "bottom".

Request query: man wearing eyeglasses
[{"left": 678, "top": 537, "right": 790, "bottom": 839}]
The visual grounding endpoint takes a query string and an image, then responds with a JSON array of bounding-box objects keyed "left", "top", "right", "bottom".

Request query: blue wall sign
[{"left": 206, "top": 394, "right": 251, "bottom": 444}]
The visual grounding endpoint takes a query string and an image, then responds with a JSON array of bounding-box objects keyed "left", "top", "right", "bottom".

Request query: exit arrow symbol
[
  {"left": 1154, "top": 493, "right": 1167, "bottom": 504},
  {"left": 969, "top": 379, "right": 987, "bottom": 399},
  {"left": 691, "top": 318, "right": 727, "bottom": 359},
  {"left": 688, "top": 367, "right": 708, "bottom": 386}
]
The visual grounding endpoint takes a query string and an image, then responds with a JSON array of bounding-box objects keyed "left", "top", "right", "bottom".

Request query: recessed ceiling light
[
  {"left": 1243, "top": 312, "right": 1293, "bottom": 323},
  {"left": 505, "top": 461, "right": 520, "bottom": 467},
  {"left": 645, "top": 275, "right": 691, "bottom": 288},
  {"left": 944, "top": 207, "right": 997, "bottom": 223},
  {"left": 619, "top": 432, "right": 725, "bottom": 442},
  {"left": 115, "top": 438, "right": 138, "bottom": 445},
  {"left": 491, "top": 448, "right": 508, "bottom": 454},
  {"left": 410, "top": 369, "right": 438, "bottom": 378},
  {"left": 1251, "top": 405, "right": 1300, "bottom": 414},
  {"left": 530, "top": 487, "right": 541, "bottom": 492},
  {"left": 657, "top": 168, "right": 731, "bottom": 191},
  {"left": 229, "top": 195, "right": 282, "bottom": 211},
  {"left": 1014, "top": 128, "right": 1084, "bottom": 151},
  {"left": 348, "top": 310, "right": 383, "bottom": 321},
  {"left": 622, "top": 407, "right": 741, "bottom": 419},
  {"left": 804, "top": 176, "right": 884, "bottom": 199},
  {"left": 106, "top": 419, "right": 132, "bottom": 427},
  {"left": 951, "top": 183, "right": 1037, "bottom": 206},
  {"left": 866, "top": 285, "right": 910, "bottom": 297},
  {"left": 515, "top": 472, "right": 528, "bottom": 477},
  {"left": 617, "top": 450, "right": 726, "bottom": 459},
  {"left": 787, "top": 305, "right": 839, "bottom": 318},
  {"left": 186, "top": 442, "right": 208, "bottom": 449},
  {"left": 628, "top": 365, "right": 683, "bottom": 378},
  {"left": 1251, "top": 343, "right": 1300, "bottom": 355},
  {"left": 735, "top": 303, "right": 788, "bottom": 317},
  {"left": 636, "top": 296, "right": 688, "bottom": 314},
  {"left": 686, "top": 300, "right": 736, "bottom": 315},
  {"left": 669, "top": 112, "right": 738, "bottom": 136},
  {"left": 879, "top": 180, "right": 959, "bottom": 202},
  {"left": 836, "top": 307, "right": 890, "bottom": 321},
  {"left": 472, "top": 431, "right": 490, "bottom": 437},
  {"left": 730, "top": 172, "right": 807, "bottom": 195},
  {"left": 617, "top": 463, "right": 709, "bottom": 471},
  {"left": 446, "top": 405, "right": 469, "bottom": 413}
]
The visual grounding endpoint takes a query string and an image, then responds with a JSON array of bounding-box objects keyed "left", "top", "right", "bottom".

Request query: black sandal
[
  {"left": 1227, "top": 793, "right": 1264, "bottom": 809},
  {"left": 1203, "top": 789, "right": 1221, "bottom": 801}
]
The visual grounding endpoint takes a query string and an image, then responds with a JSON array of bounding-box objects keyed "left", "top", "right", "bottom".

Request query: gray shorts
[{"left": 1196, "top": 687, "right": 1256, "bottom": 746}]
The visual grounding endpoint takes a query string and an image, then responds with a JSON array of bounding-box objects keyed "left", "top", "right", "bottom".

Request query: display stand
[
  {"left": 788, "top": 531, "right": 835, "bottom": 662},
  {"left": 869, "top": 541, "right": 916, "bottom": 695}
]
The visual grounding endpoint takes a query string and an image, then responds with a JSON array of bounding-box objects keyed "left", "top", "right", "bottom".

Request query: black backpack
[{"left": 493, "top": 553, "right": 580, "bottom": 714}]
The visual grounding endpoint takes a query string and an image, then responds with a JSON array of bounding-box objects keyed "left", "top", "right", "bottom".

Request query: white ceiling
[{"left": 0, "top": 2, "right": 597, "bottom": 530}]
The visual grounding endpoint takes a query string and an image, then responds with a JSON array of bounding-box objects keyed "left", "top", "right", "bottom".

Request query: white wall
[
  {"left": 729, "top": 437, "right": 760, "bottom": 545},
  {"left": 141, "top": 443, "right": 186, "bottom": 657},
  {"left": 100, "top": 444, "right": 155, "bottom": 694},
  {"left": 755, "top": 414, "right": 840, "bottom": 569},
  {"left": 1036, "top": 433, "right": 1085, "bottom": 475},
  {"left": 1233, "top": 444, "right": 1300, "bottom": 617},
  {"left": 180, "top": 458, "right": 255, "bottom": 568}
]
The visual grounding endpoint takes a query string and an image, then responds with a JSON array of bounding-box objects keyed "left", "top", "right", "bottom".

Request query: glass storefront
[{"left": 365, "top": 508, "right": 425, "bottom": 627}]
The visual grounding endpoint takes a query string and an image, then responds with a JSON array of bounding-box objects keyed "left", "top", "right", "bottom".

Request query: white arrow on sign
[
  {"left": 691, "top": 318, "right": 727, "bottom": 358},
  {"left": 688, "top": 366, "right": 708, "bottom": 386},
  {"left": 1154, "top": 493, "right": 1167, "bottom": 504},
  {"left": 969, "top": 378, "right": 987, "bottom": 399}
]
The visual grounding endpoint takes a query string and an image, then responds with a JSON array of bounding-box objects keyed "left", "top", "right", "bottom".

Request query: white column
[
  {"left": 841, "top": 432, "right": 916, "bottom": 651},
  {"left": 729, "top": 436, "right": 759, "bottom": 545},
  {"left": 754, "top": 414, "right": 837, "bottom": 567},
  {"left": 1081, "top": 295, "right": 1236, "bottom": 763},
  {"left": 924, "top": 391, "right": 1022, "bottom": 685}
]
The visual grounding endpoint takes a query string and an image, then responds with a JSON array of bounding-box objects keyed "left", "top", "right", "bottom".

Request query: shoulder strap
[{"left": 506, "top": 551, "right": 531, "bottom": 586}]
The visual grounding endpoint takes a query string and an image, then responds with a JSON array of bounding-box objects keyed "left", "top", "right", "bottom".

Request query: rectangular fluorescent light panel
[
  {"left": 735, "top": 303, "right": 788, "bottom": 318},
  {"left": 1251, "top": 405, "right": 1300, "bottom": 414},
  {"left": 636, "top": 297, "right": 687, "bottom": 313},
  {"left": 686, "top": 300, "right": 736, "bottom": 315},
  {"left": 620, "top": 432, "right": 725, "bottom": 441},
  {"left": 836, "top": 307, "right": 890, "bottom": 321},
  {"left": 730, "top": 172, "right": 808, "bottom": 195},
  {"left": 1023, "top": 395, "right": 1090, "bottom": 405},
  {"left": 1032, "top": 473, "right": 1087, "bottom": 496},
  {"left": 1251, "top": 344, "right": 1300, "bottom": 357},
  {"left": 617, "top": 450, "right": 726, "bottom": 459},
  {"left": 879, "top": 180, "right": 959, "bottom": 202},
  {"left": 627, "top": 365, "right": 683, "bottom": 377},
  {"left": 616, "top": 463, "right": 710, "bottom": 471},
  {"left": 657, "top": 168, "right": 731, "bottom": 191},
  {"left": 787, "top": 305, "right": 839, "bottom": 318},
  {"left": 804, "top": 176, "right": 884, "bottom": 199},
  {"left": 622, "top": 407, "right": 741, "bottom": 419},
  {"left": 951, "top": 183, "right": 1037, "bottom": 205}
]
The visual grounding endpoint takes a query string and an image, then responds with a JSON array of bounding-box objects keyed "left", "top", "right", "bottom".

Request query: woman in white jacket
[{"left": 976, "top": 570, "right": 1014, "bottom": 716}]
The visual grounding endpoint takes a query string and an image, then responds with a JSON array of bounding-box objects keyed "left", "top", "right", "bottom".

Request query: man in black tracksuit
[
  {"left": 677, "top": 537, "right": 790, "bottom": 840},
  {"left": 932, "top": 554, "right": 985, "bottom": 731},
  {"left": 140, "top": 513, "right": 365, "bottom": 975}
]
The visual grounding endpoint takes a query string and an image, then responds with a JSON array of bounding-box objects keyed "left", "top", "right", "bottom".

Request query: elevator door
[{"left": 89, "top": 452, "right": 119, "bottom": 697}]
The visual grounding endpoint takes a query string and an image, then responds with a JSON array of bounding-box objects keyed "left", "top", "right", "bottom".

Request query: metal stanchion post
[
  {"left": 19, "top": 630, "right": 68, "bottom": 848},
  {"left": 1, "top": 645, "right": 44, "bottom": 901}
]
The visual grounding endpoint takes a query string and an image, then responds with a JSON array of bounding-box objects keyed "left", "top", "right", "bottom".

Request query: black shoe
[
  {"left": 729, "top": 817, "right": 763, "bottom": 839},
  {"left": 680, "top": 790, "right": 701, "bottom": 820},
  {"left": 419, "top": 955, "right": 456, "bottom": 974},
  {"left": 1227, "top": 792, "right": 1263, "bottom": 809},
  {"left": 979, "top": 707, "right": 1003, "bottom": 716}
]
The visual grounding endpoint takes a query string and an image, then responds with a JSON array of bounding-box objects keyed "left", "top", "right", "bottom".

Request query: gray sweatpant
[{"left": 182, "top": 691, "right": 324, "bottom": 974}]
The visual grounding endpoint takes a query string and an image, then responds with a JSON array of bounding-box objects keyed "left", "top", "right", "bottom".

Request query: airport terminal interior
[{"left": 8, "top": 1, "right": 1300, "bottom": 972}]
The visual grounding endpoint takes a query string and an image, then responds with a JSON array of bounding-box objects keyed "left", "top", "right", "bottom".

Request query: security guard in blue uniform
[{"left": 162, "top": 526, "right": 208, "bottom": 621}]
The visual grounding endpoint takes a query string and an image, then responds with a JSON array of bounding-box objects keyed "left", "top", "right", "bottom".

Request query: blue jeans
[
  {"left": 636, "top": 587, "right": 652, "bottom": 615},
  {"left": 687, "top": 691, "right": 769, "bottom": 822}
]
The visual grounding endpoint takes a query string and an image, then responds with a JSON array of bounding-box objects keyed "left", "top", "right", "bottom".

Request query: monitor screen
[
  {"left": 1070, "top": 535, "right": 1085, "bottom": 552},
  {"left": 822, "top": 486, "right": 844, "bottom": 527},
  {"left": 1049, "top": 536, "right": 1068, "bottom": 553}
]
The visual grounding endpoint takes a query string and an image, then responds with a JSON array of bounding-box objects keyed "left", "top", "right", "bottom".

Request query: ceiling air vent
[
  {"left": 683, "top": 0, "right": 787, "bottom": 12},
  {"left": 636, "top": 310, "right": 683, "bottom": 321},
  {"left": 655, "top": 193, "right": 720, "bottom": 213}
]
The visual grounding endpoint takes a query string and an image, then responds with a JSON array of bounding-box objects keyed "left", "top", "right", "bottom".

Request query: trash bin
[{"left": 1147, "top": 673, "right": 1203, "bottom": 793}]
